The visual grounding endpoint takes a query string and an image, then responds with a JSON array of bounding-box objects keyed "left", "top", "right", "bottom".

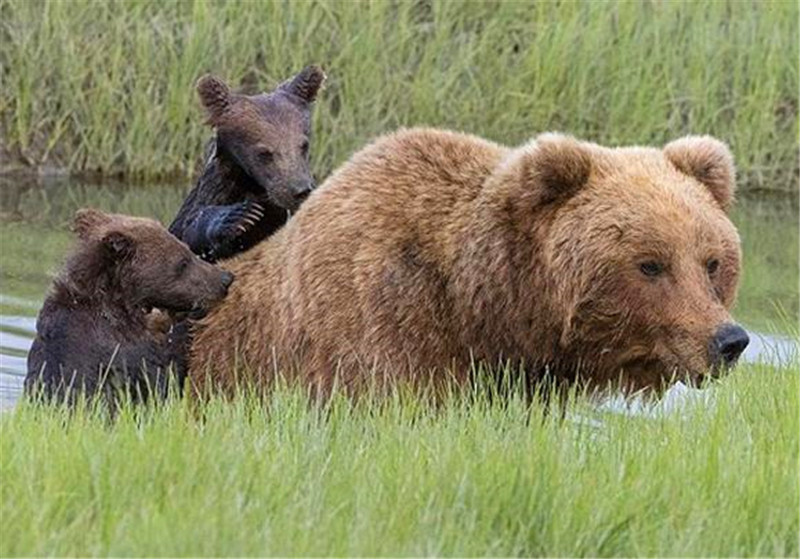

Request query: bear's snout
[
  {"left": 221, "top": 271, "right": 234, "bottom": 291},
  {"left": 289, "top": 178, "right": 315, "bottom": 205},
  {"left": 709, "top": 323, "right": 749, "bottom": 370},
  {"left": 209, "top": 270, "right": 235, "bottom": 301}
]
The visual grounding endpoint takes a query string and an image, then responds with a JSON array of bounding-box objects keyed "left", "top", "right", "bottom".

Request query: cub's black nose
[
  {"left": 293, "top": 181, "right": 315, "bottom": 202},
  {"left": 710, "top": 324, "right": 749, "bottom": 367},
  {"left": 294, "top": 188, "right": 311, "bottom": 202},
  {"left": 221, "top": 271, "right": 235, "bottom": 290}
]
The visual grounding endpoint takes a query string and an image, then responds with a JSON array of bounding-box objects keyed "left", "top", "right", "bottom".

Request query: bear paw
[{"left": 201, "top": 200, "right": 266, "bottom": 261}]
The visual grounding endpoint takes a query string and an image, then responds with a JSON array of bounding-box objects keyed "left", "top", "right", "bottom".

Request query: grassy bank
[
  {"left": 1, "top": 0, "right": 797, "bottom": 194},
  {"left": 1, "top": 360, "right": 797, "bottom": 557}
]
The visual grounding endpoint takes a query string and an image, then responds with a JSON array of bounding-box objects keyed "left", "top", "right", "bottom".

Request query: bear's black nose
[
  {"left": 292, "top": 180, "right": 315, "bottom": 203},
  {"left": 294, "top": 187, "right": 312, "bottom": 202},
  {"left": 221, "top": 271, "right": 235, "bottom": 290},
  {"left": 710, "top": 324, "right": 749, "bottom": 367}
]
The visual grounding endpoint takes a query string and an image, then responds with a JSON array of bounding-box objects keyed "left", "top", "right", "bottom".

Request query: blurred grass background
[{"left": 1, "top": 0, "right": 797, "bottom": 195}]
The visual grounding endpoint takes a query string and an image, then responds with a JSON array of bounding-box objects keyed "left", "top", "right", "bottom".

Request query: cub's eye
[
  {"left": 175, "top": 258, "right": 190, "bottom": 276},
  {"left": 640, "top": 261, "right": 665, "bottom": 277},
  {"left": 258, "top": 149, "right": 274, "bottom": 163},
  {"left": 301, "top": 141, "right": 309, "bottom": 157},
  {"left": 706, "top": 258, "right": 720, "bottom": 275}
]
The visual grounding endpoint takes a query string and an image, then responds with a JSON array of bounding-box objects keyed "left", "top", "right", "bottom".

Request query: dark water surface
[{"left": 1, "top": 177, "right": 797, "bottom": 409}]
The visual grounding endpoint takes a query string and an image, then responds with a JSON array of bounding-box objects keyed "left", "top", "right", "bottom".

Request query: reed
[{"left": 0, "top": 0, "right": 797, "bottom": 194}]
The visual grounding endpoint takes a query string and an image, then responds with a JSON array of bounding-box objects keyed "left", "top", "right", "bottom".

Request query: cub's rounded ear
[
  {"left": 196, "top": 74, "right": 232, "bottom": 123},
  {"left": 520, "top": 133, "right": 592, "bottom": 205},
  {"left": 102, "top": 231, "right": 134, "bottom": 259},
  {"left": 279, "top": 65, "right": 326, "bottom": 104},
  {"left": 72, "top": 208, "right": 111, "bottom": 240},
  {"left": 663, "top": 136, "right": 735, "bottom": 212}
]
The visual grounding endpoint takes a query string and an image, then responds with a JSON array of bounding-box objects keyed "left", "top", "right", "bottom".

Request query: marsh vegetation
[
  {"left": 1, "top": 361, "right": 798, "bottom": 557},
  {"left": 1, "top": 1, "right": 797, "bottom": 195}
]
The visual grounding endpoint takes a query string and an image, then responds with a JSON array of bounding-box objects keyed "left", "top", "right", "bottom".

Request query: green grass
[
  {"left": 1, "top": 360, "right": 797, "bottom": 557},
  {"left": 0, "top": 0, "right": 797, "bottom": 194}
]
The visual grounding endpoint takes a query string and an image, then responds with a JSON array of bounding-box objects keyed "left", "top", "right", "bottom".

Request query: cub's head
[
  {"left": 509, "top": 134, "right": 747, "bottom": 392},
  {"left": 196, "top": 66, "right": 326, "bottom": 210},
  {"left": 72, "top": 209, "right": 234, "bottom": 318}
]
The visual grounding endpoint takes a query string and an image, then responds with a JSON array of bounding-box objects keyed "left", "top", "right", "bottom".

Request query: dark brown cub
[
  {"left": 169, "top": 65, "right": 326, "bottom": 262},
  {"left": 25, "top": 209, "right": 233, "bottom": 405}
]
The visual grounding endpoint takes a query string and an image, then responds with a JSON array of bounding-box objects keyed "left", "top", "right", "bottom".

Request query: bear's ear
[
  {"left": 520, "top": 133, "right": 593, "bottom": 205},
  {"left": 72, "top": 208, "right": 112, "bottom": 240},
  {"left": 101, "top": 230, "right": 134, "bottom": 260},
  {"left": 196, "top": 74, "right": 232, "bottom": 123},
  {"left": 663, "top": 136, "right": 736, "bottom": 212},
  {"left": 278, "top": 65, "right": 326, "bottom": 104}
]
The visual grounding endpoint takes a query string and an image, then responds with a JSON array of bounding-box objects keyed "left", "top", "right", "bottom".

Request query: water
[
  {"left": 0, "top": 314, "right": 33, "bottom": 409},
  {"left": 0, "top": 177, "right": 797, "bottom": 410}
]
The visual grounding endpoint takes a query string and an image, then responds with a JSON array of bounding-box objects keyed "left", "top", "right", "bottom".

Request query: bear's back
[
  {"left": 304, "top": 127, "right": 506, "bottom": 220},
  {"left": 192, "top": 128, "right": 510, "bottom": 390},
  {"left": 281, "top": 128, "right": 508, "bottom": 265}
]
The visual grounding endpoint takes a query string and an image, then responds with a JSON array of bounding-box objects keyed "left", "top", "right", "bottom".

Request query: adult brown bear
[{"left": 188, "top": 128, "right": 749, "bottom": 396}]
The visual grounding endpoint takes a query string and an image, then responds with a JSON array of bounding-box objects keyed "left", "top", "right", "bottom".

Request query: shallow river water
[{"left": 0, "top": 177, "right": 797, "bottom": 410}]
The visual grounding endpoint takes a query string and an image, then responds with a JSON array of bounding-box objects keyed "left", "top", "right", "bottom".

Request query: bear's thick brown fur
[{"left": 189, "top": 128, "right": 747, "bottom": 396}]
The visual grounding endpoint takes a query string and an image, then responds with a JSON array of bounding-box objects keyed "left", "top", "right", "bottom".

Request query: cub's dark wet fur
[
  {"left": 25, "top": 209, "right": 233, "bottom": 405},
  {"left": 170, "top": 65, "right": 326, "bottom": 262}
]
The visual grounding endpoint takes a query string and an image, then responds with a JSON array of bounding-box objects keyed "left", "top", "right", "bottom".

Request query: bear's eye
[
  {"left": 175, "top": 258, "right": 190, "bottom": 276},
  {"left": 640, "top": 260, "right": 665, "bottom": 278},
  {"left": 301, "top": 141, "right": 309, "bottom": 157},
  {"left": 258, "top": 149, "right": 274, "bottom": 163},
  {"left": 706, "top": 258, "right": 720, "bottom": 276}
]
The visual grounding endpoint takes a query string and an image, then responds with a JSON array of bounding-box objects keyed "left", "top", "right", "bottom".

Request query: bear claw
[{"left": 221, "top": 200, "right": 265, "bottom": 239}]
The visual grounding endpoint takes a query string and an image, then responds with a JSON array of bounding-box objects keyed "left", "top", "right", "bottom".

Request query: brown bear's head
[
  {"left": 196, "top": 66, "right": 326, "bottom": 211},
  {"left": 503, "top": 134, "right": 747, "bottom": 392},
  {"left": 72, "top": 209, "right": 234, "bottom": 318}
]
